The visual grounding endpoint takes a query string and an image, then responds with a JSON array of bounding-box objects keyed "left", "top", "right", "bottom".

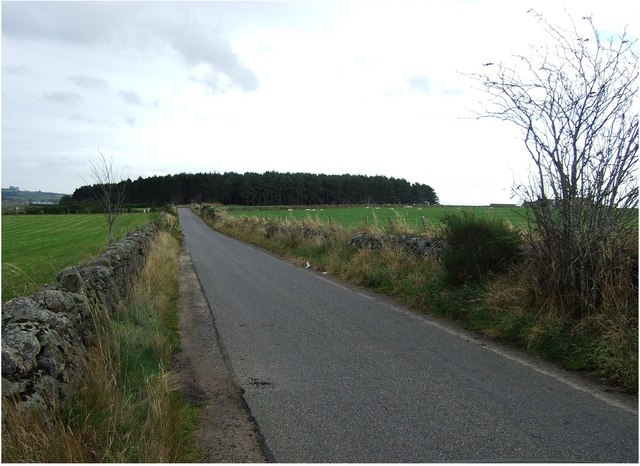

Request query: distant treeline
[{"left": 67, "top": 172, "right": 439, "bottom": 207}]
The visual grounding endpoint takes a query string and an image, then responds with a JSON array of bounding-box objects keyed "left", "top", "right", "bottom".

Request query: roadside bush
[
  {"left": 149, "top": 211, "right": 183, "bottom": 243},
  {"left": 440, "top": 212, "right": 522, "bottom": 285}
]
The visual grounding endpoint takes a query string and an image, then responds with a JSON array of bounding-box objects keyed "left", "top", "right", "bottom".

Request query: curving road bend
[{"left": 178, "top": 208, "right": 638, "bottom": 463}]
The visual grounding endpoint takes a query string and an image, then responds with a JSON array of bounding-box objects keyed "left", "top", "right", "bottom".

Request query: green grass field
[
  {"left": 2, "top": 213, "right": 149, "bottom": 302},
  {"left": 226, "top": 205, "right": 526, "bottom": 230}
]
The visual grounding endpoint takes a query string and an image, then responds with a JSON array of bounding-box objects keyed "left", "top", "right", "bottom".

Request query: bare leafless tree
[
  {"left": 90, "top": 150, "right": 127, "bottom": 246},
  {"left": 471, "top": 11, "right": 638, "bottom": 316}
]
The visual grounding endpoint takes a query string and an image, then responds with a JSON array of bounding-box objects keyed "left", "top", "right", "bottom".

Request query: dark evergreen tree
[{"left": 71, "top": 171, "right": 439, "bottom": 207}]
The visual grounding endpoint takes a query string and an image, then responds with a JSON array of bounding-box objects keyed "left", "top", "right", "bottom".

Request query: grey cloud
[
  {"left": 4, "top": 2, "right": 258, "bottom": 93},
  {"left": 119, "top": 91, "right": 143, "bottom": 106},
  {"left": 3, "top": 65, "right": 31, "bottom": 75},
  {"left": 124, "top": 116, "right": 136, "bottom": 127},
  {"left": 69, "top": 114, "right": 118, "bottom": 128},
  {"left": 407, "top": 76, "right": 432, "bottom": 94},
  {"left": 69, "top": 113, "right": 98, "bottom": 125},
  {"left": 190, "top": 73, "right": 226, "bottom": 94},
  {"left": 2, "top": 1, "right": 135, "bottom": 45},
  {"left": 163, "top": 24, "right": 258, "bottom": 92},
  {"left": 68, "top": 75, "right": 108, "bottom": 90},
  {"left": 42, "top": 91, "right": 83, "bottom": 105}
]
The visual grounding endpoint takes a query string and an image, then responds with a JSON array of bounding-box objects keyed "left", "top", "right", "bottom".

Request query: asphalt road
[{"left": 178, "top": 208, "right": 638, "bottom": 462}]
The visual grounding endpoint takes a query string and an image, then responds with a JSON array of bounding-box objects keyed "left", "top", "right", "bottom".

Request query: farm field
[
  {"left": 225, "top": 205, "right": 526, "bottom": 230},
  {"left": 2, "top": 213, "right": 149, "bottom": 302}
]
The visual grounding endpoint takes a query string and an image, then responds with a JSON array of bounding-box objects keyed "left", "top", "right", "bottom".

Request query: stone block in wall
[
  {"left": 58, "top": 264, "right": 120, "bottom": 313},
  {"left": 1, "top": 295, "right": 89, "bottom": 409}
]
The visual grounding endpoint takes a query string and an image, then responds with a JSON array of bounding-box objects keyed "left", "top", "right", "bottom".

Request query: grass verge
[
  {"left": 1, "top": 229, "right": 201, "bottom": 462},
  {"left": 198, "top": 206, "right": 638, "bottom": 393}
]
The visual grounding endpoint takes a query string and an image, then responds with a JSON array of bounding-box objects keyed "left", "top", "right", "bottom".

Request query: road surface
[{"left": 178, "top": 208, "right": 638, "bottom": 462}]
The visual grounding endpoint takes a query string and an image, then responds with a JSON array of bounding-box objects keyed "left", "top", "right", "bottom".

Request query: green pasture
[
  {"left": 226, "top": 205, "right": 526, "bottom": 230},
  {"left": 2, "top": 213, "right": 149, "bottom": 302}
]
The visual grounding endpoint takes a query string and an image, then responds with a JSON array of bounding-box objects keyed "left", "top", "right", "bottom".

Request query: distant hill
[{"left": 2, "top": 187, "right": 68, "bottom": 206}]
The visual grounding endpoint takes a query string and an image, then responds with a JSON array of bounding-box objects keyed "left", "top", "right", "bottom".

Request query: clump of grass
[
  {"left": 356, "top": 209, "right": 386, "bottom": 235},
  {"left": 1, "top": 401, "right": 91, "bottom": 463},
  {"left": 138, "top": 369, "right": 196, "bottom": 462},
  {"left": 573, "top": 311, "right": 638, "bottom": 389},
  {"left": 2, "top": 230, "right": 200, "bottom": 463},
  {"left": 481, "top": 264, "right": 638, "bottom": 391},
  {"left": 149, "top": 210, "right": 184, "bottom": 243},
  {"left": 1, "top": 263, "right": 40, "bottom": 302},
  {"left": 386, "top": 210, "right": 416, "bottom": 236}
]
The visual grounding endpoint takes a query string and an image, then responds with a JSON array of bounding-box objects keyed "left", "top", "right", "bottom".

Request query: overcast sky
[{"left": 2, "top": 1, "right": 638, "bottom": 204}]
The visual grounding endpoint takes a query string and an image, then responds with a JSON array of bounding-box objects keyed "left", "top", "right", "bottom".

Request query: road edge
[{"left": 176, "top": 244, "right": 275, "bottom": 462}]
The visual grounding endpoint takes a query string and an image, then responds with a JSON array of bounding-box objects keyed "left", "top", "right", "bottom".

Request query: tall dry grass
[
  {"left": 481, "top": 257, "right": 638, "bottom": 390},
  {"left": 2, "top": 230, "right": 200, "bottom": 463}
]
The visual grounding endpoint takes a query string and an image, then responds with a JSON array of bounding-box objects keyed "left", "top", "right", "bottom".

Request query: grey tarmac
[{"left": 178, "top": 208, "right": 638, "bottom": 463}]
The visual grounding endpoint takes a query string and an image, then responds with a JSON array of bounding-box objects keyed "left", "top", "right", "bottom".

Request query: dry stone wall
[
  {"left": 262, "top": 223, "right": 447, "bottom": 259},
  {"left": 1, "top": 225, "right": 158, "bottom": 409},
  {"left": 347, "top": 232, "right": 446, "bottom": 259}
]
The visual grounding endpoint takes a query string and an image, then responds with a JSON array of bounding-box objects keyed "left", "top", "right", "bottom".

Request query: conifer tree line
[{"left": 68, "top": 171, "right": 439, "bottom": 207}]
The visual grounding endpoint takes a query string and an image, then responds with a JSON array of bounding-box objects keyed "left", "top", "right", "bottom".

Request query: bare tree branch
[
  {"left": 468, "top": 11, "right": 638, "bottom": 315},
  {"left": 90, "top": 150, "right": 127, "bottom": 246}
]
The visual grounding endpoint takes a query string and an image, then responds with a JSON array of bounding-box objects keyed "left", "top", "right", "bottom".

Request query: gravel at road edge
[{"left": 175, "top": 246, "right": 268, "bottom": 463}]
